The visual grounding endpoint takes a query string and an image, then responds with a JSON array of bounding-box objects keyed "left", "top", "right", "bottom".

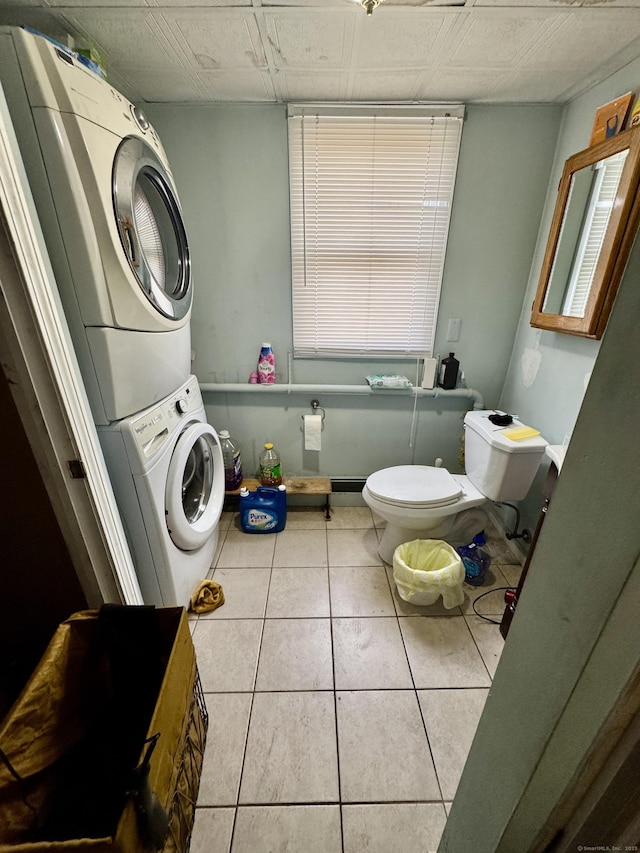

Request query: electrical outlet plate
[{"left": 447, "top": 318, "right": 461, "bottom": 341}]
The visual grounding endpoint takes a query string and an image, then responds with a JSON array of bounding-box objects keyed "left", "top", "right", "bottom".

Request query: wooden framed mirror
[{"left": 530, "top": 125, "right": 640, "bottom": 339}]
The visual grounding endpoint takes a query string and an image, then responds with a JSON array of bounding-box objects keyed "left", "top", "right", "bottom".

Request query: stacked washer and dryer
[{"left": 0, "top": 27, "right": 224, "bottom": 606}]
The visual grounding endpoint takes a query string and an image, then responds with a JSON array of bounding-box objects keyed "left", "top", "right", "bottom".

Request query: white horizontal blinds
[
  {"left": 289, "top": 107, "right": 464, "bottom": 357},
  {"left": 563, "top": 150, "right": 627, "bottom": 318}
]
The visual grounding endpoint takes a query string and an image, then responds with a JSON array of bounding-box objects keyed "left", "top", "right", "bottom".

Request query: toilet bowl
[{"left": 363, "top": 410, "right": 548, "bottom": 563}]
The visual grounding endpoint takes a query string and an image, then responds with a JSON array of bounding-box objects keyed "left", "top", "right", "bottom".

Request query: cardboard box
[{"left": 0, "top": 607, "right": 206, "bottom": 852}]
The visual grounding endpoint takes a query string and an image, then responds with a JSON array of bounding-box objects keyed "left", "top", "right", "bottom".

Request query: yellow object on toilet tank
[{"left": 501, "top": 425, "right": 541, "bottom": 441}]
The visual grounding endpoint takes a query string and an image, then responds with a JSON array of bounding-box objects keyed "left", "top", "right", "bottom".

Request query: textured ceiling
[{"left": 1, "top": 0, "right": 640, "bottom": 105}]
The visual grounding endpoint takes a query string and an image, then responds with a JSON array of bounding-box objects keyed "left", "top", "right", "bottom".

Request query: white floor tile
[
  {"left": 273, "top": 529, "right": 328, "bottom": 567},
  {"left": 336, "top": 690, "right": 440, "bottom": 802},
  {"left": 465, "top": 614, "right": 505, "bottom": 678},
  {"left": 198, "top": 694, "right": 252, "bottom": 806},
  {"left": 231, "top": 806, "right": 342, "bottom": 853},
  {"left": 399, "top": 616, "right": 491, "bottom": 688},
  {"left": 239, "top": 692, "right": 339, "bottom": 804},
  {"left": 418, "top": 688, "right": 489, "bottom": 800},
  {"left": 255, "top": 619, "right": 333, "bottom": 691},
  {"left": 329, "top": 565, "right": 395, "bottom": 617},
  {"left": 210, "top": 528, "right": 227, "bottom": 571},
  {"left": 332, "top": 617, "right": 413, "bottom": 690},
  {"left": 327, "top": 528, "right": 383, "bottom": 567},
  {"left": 282, "top": 507, "right": 328, "bottom": 529},
  {"left": 190, "top": 808, "right": 235, "bottom": 853},
  {"left": 192, "top": 619, "right": 263, "bottom": 692},
  {"left": 342, "top": 803, "right": 447, "bottom": 853},
  {"left": 326, "top": 506, "right": 375, "bottom": 529},
  {"left": 187, "top": 501, "right": 511, "bottom": 849},
  {"left": 218, "top": 511, "right": 236, "bottom": 532},
  {"left": 266, "top": 567, "right": 330, "bottom": 618},
  {"left": 205, "top": 568, "right": 270, "bottom": 619},
  {"left": 217, "top": 530, "right": 275, "bottom": 568},
  {"left": 460, "top": 566, "right": 511, "bottom": 616},
  {"left": 499, "top": 563, "right": 523, "bottom": 588}
]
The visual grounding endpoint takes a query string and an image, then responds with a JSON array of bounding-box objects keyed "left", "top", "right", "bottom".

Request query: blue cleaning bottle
[
  {"left": 457, "top": 532, "right": 491, "bottom": 586},
  {"left": 239, "top": 485, "right": 287, "bottom": 533}
]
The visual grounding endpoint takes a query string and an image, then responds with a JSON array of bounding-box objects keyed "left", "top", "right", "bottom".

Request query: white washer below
[{"left": 98, "top": 376, "right": 224, "bottom": 606}]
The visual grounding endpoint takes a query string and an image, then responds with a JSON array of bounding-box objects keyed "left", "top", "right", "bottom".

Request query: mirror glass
[
  {"left": 542, "top": 150, "right": 627, "bottom": 318},
  {"left": 531, "top": 126, "right": 640, "bottom": 339}
]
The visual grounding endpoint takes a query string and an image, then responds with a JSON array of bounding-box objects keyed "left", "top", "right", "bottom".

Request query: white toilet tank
[{"left": 463, "top": 411, "right": 548, "bottom": 502}]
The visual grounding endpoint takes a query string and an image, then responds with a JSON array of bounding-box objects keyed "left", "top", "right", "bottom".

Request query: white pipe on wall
[{"left": 199, "top": 382, "right": 485, "bottom": 409}]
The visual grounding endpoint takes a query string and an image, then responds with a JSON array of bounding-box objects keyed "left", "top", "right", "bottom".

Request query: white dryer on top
[{"left": 0, "top": 27, "right": 192, "bottom": 423}]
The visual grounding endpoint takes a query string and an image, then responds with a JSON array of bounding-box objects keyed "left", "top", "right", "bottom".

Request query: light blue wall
[
  {"left": 145, "top": 102, "right": 561, "bottom": 480},
  {"left": 498, "top": 55, "right": 640, "bottom": 535}
]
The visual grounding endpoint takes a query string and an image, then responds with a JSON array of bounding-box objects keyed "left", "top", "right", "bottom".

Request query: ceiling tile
[
  {"left": 264, "top": 10, "right": 355, "bottom": 68},
  {"left": 0, "top": 1, "right": 639, "bottom": 104},
  {"left": 280, "top": 71, "right": 347, "bottom": 100},
  {"left": 354, "top": 10, "right": 456, "bottom": 67},
  {"left": 45, "top": 0, "right": 149, "bottom": 6},
  {"left": 350, "top": 69, "right": 423, "bottom": 99},
  {"left": 59, "top": 10, "right": 185, "bottom": 67},
  {"left": 197, "top": 69, "right": 276, "bottom": 101},
  {"left": 447, "top": 11, "right": 566, "bottom": 67},
  {"left": 417, "top": 67, "right": 504, "bottom": 101},
  {"left": 521, "top": 10, "right": 640, "bottom": 68},
  {"left": 477, "top": 0, "right": 640, "bottom": 6},
  {"left": 487, "top": 66, "right": 586, "bottom": 102},
  {"left": 261, "top": 0, "right": 346, "bottom": 5},
  {"left": 0, "top": 9, "right": 71, "bottom": 42},
  {"left": 475, "top": 0, "right": 574, "bottom": 5},
  {"left": 115, "top": 67, "right": 203, "bottom": 102},
  {"left": 169, "top": 12, "right": 267, "bottom": 69},
  {"left": 146, "top": 0, "right": 252, "bottom": 5}
]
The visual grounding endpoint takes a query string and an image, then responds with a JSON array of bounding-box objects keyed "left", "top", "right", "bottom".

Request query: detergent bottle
[
  {"left": 457, "top": 532, "right": 491, "bottom": 586},
  {"left": 239, "top": 485, "right": 287, "bottom": 533}
]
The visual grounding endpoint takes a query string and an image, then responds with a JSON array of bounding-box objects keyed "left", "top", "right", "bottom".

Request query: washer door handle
[{"left": 118, "top": 215, "right": 140, "bottom": 268}]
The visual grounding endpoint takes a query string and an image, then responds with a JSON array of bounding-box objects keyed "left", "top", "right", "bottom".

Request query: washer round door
[
  {"left": 113, "top": 135, "right": 192, "bottom": 321},
  {"left": 165, "top": 422, "right": 224, "bottom": 551}
]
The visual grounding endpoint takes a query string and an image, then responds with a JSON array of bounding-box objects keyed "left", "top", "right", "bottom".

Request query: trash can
[{"left": 393, "top": 539, "right": 465, "bottom": 609}]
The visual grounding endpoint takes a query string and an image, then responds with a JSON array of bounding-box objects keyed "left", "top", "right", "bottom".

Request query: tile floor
[{"left": 189, "top": 506, "right": 523, "bottom": 853}]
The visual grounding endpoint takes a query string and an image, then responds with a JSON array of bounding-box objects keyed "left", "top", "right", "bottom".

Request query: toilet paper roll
[{"left": 303, "top": 414, "right": 322, "bottom": 451}]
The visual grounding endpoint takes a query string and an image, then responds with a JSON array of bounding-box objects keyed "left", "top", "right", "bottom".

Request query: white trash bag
[{"left": 393, "top": 539, "right": 465, "bottom": 609}]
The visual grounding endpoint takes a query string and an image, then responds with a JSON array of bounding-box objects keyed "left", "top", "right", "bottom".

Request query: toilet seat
[{"left": 366, "top": 465, "right": 463, "bottom": 509}]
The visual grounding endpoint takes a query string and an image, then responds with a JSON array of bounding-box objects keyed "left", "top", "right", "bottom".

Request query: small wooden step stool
[{"left": 225, "top": 476, "right": 332, "bottom": 519}]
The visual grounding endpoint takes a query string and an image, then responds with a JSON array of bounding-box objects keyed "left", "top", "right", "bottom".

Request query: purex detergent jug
[{"left": 240, "top": 485, "right": 287, "bottom": 533}]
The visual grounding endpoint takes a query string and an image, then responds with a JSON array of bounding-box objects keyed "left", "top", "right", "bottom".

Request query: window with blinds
[
  {"left": 288, "top": 105, "right": 464, "bottom": 358},
  {"left": 561, "top": 149, "right": 628, "bottom": 318}
]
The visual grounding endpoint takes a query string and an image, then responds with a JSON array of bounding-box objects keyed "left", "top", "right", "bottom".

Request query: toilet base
[{"left": 377, "top": 508, "right": 489, "bottom": 564}]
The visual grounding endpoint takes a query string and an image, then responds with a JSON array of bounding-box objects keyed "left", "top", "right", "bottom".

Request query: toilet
[{"left": 363, "top": 410, "right": 548, "bottom": 563}]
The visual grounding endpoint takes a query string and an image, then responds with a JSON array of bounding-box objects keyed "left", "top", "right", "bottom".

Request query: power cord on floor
[{"left": 471, "top": 586, "right": 514, "bottom": 625}]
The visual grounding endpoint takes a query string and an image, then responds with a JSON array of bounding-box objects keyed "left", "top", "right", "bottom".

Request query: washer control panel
[{"left": 131, "top": 377, "right": 202, "bottom": 457}]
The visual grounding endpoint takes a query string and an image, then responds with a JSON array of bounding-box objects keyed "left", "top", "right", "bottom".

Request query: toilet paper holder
[{"left": 301, "top": 399, "right": 325, "bottom": 430}]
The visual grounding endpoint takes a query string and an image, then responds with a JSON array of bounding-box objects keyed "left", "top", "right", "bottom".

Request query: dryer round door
[
  {"left": 113, "top": 136, "right": 192, "bottom": 321},
  {"left": 165, "top": 422, "right": 224, "bottom": 551}
]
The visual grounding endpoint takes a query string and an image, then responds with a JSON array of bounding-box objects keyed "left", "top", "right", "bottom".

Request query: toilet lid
[{"left": 366, "top": 465, "right": 463, "bottom": 508}]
